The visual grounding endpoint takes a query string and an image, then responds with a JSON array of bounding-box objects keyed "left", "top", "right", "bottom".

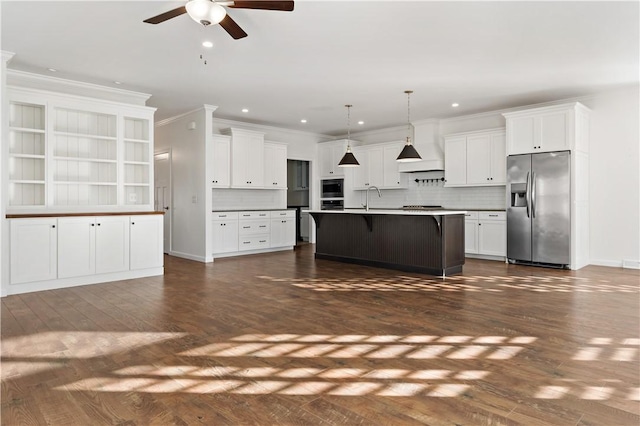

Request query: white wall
[
  {"left": 582, "top": 86, "right": 640, "bottom": 267},
  {"left": 155, "top": 108, "right": 208, "bottom": 262}
]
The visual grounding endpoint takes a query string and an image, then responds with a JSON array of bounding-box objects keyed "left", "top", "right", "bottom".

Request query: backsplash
[
  {"left": 212, "top": 189, "right": 286, "bottom": 211},
  {"left": 346, "top": 171, "right": 506, "bottom": 210}
]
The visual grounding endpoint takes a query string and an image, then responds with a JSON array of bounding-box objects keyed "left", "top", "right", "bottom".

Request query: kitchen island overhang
[{"left": 307, "top": 209, "right": 466, "bottom": 276}]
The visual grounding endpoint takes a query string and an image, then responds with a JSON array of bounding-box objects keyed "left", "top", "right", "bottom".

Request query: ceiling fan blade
[
  {"left": 219, "top": 15, "right": 248, "bottom": 39},
  {"left": 143, "top": 6, "right": 187, "bottom": 24},
  {"left": 229, "top": 1, "right": 294, "bottom": 11}
]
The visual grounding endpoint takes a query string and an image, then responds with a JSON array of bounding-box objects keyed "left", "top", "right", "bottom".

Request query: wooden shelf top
[{"left": 7, "top": 211, "right": 164, "bottom": 219}]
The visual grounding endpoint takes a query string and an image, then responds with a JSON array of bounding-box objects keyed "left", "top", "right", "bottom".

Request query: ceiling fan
[{"left": 143, "top": 0, "right": 294, "bottom": 40}]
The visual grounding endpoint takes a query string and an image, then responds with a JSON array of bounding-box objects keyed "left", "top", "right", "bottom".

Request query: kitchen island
[{"left": 307, "top": 209, "right": 466, "bottom": 276}]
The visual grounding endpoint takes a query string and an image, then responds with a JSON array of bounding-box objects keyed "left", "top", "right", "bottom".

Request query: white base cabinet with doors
[
  {"left": 444, "top": 128, "right": 506, "bottom": 187},
  {"left": 212, "top": 210, "right": 296, "bottom": 259},
  {"left": 464, "top": 211, "right": 506, "bottom": 259},
  {"left": 8, "top": 213, "right": 164, "bottom": 295}
]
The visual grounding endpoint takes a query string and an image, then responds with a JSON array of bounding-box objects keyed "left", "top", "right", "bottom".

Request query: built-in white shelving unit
[
  {"left": 7, "top": 86, "right": 156, "bottom": 212},
  {"left": 8, "top": 102, "right": 46, "bottom": 206}
]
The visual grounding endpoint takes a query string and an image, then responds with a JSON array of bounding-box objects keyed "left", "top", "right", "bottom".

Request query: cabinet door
[
  {"left": 382, "top": 145, "right": 404, "bottom": 188},
  {"left": 130, "top": 215, "right": 163, "bottom": 270},
  {"left": 351, "top": 146, "right": 368, "bottom": 189},
  {"left": 319, "top": 143, "right": 346, "bottom": 178},
  {"left": 478, "top": 220, "right": 506, "bottom": 256},
  {"left": 489, "top": 132, "right": 506, "bottom": 184},
  {"left": 264, "top": 143, "right": 287, "bottom": 188},
  {"left": 231, "top": 133, "right": 264, "bottom": 187},
  {"left": 58, "top": 217, "right": 96, "bottom": 279},
  {"left": 444, "top": 137, "right": 467, "bottom": 186},
  {"left": 466, "top": 135, "right": 491, "bottom": 185},
  {"left": 300, "top": 212, "right": 310, "bottom": 240},
  {"left": 271, "top": 218, "right": 295, "bottom": 247},
  {"left": 95, "top": 216, "right": 130, "bottom": 274},
  {"left": 508, "top": 116, "right": 536, "bottom": 155},
  {"left": 211, "top": 136, "right": 230, "bottom": 187},
  {"left": 464, "top": 219, "right": 479, "bottom": 254},
  {"left": 10, "top": 218, "right": 57, "bottom": 284},
  {"left": 367, "top": 146, "right": 384, "bottom": 188},
  {"left": 538, "top": 111, "right": 570, "bottom": 152},
  {"left": 213, "top": 220, "right": 239, "bottom": 254}
]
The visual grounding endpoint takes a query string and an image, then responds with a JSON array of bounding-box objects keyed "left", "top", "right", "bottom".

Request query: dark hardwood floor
[{"left": 2, "top": 244, "right": 639, "bottom": 425}]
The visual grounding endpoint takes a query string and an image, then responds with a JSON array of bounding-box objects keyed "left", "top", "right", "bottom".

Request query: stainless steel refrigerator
[{"left": 507, "top": 151, "right": 570, "bottom": 267}]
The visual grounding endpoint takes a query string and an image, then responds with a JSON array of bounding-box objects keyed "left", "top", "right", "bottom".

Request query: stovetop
[{"left": 401, "top": 205, "right": 444, "bottom": 210}]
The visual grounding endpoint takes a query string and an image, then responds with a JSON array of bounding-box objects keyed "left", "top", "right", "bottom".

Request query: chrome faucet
[{"left": 365, "top": 186, "right": 381, "bottom": 211}]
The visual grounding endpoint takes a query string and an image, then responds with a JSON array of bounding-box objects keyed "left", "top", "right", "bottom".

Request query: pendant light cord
[
  {"left": 345, "top": 104, "right": 352, "bottom": 149},
  {"left": 405, "top": 90, "right": 413, "bottom": 145}
]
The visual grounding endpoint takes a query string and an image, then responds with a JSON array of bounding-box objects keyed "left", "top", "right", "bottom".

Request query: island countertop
[{"left": 303, "top": 209, "right": 467, "bottom": 216}]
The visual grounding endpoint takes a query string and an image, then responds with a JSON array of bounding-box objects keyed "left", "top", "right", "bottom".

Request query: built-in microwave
[{"left": 321, "top": 178, "right": 344, "bottom": 199}]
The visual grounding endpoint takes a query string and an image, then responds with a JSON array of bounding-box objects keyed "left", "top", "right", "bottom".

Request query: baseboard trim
[
  {"left": 589, "top": 259, "right": 623, "bottom": 268},
  {"left": 168, "top": 251, "right": 207, "bottom": 263},
  {"left": 622, "top": 259, "right": 640, "bottom": 269},
  {"left": 6, "top": 267, "right": 164, "bottom": 296}
]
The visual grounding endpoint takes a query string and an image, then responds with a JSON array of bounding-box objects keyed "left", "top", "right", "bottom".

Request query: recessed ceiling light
[
  {"left": 202, "top": 41, "right": 213, "bottom": 48},
  {"left": 300, "top": 119, "right": 307, "bottom": 123},
  {"left": 452, "top": 103, "right": 459, "bottom": 108},
  {"left": 47, "top": 68, "right": 57, "bottom": 72},
  {"left": 114, "top": 81, "right": 122, "bottom": 85},
  {"left": 358, "top": 121, "right": 364, "bottom": 125},
  {"left": 242, "top": 108, "right": 249, "bottom": 113}
]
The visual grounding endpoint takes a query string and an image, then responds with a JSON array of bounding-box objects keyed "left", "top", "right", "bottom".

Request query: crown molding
[
  {"left": 7, "top": 69, "right": 152, "bottom": 106},
  {"left": 2, "top": 51, "right": 15, "bottom": 64},
  {"left": 213, "top": 117, "right": 332, "bottom": 140},
  {"left": 155, "top": 106, "right": 209, "bottom": 127}
]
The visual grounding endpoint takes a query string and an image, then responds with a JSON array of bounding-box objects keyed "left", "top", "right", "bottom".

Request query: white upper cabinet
[
  {"left": 444, "top": 136, "right": 467, "bottom": 186},
  {"left": 264, "top": 142, "right": 288, "bottom": 189},
  {"left": 226, "top": 128, "right": 265, "bottom": 188},
  {"left": 503, "top": 102, "right": 591, "bottom": 155},
  {"left": 7, "top": 87, "right": 156, "bottom": 212},
  {"left": 350, "top": 142, "right": 407, "bottom": 190},
  {"left": 444, "top": 129, "right": 505, "bottom": 187},
  {"left": 209, "top": 134, "right": 230, "bottom": 188},
  {"left": 319, "top": 140, "right": 348, "bottom": 178}
]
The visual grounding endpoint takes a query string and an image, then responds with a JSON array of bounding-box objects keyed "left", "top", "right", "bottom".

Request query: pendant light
[
  {"left": 397, "top": 90, "right": 422, "bottom": 162},
  {"left": 338, "top": 104, "right": 360, "bottom": 167}
]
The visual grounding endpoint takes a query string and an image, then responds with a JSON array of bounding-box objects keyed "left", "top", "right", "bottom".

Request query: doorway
[
  {"left": 154, "top": 150, "right": 171, "bottom": 254},
  {"left": 287, "top": 160, "right": 310, "bottom": 242}
]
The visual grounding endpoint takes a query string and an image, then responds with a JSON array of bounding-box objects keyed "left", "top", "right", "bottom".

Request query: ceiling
[{"left": 2, "top": 1, "right": 638, "bottom": 136}]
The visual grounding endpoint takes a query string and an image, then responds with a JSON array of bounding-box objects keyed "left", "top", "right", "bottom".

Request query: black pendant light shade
[
  {"left": 338, "top": 104, "right": 360, "bottom": 168},
  {"left": 397, "top": 90, "right": 422, "bottom": 162},
  {"left": 338, "top": 147, "right": 360, "bottom": 167},
  {"left": 397, "top": 137, "right": 422, "bottom": 162}
]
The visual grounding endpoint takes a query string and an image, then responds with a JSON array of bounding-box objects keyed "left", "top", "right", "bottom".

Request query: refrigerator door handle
[
  {"left": 525, "top": 172, "right": 531, "bottom": 218},
  {"left": 531, "top": 172, "right": 537, "bottom": 218}
]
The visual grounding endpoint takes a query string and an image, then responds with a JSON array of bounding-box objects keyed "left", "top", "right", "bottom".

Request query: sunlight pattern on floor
[{"left": 257, "top": 274, "right": 640, "bottom": 293}]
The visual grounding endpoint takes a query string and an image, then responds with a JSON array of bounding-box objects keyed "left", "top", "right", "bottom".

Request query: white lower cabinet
[
  {"left": 270, "top": 210, "right": 296, "bottom": 248},
  {"left": 10, "top": 218, "right": 57, "bottom": 284},
  {"left": 8, "top": 213, "right": 163, "bottom": 295},
  {"left": 212, "top": 212, "right": 239, "bottom": 254},
  {"left": 212, "top": 210, "right": 295, "bottom": 257},
  {"left": 464, "top": 211, "right": 506, "bottom": 258},
  {"left": 130, "top": 215, "right": 164, "bottom": 270}
]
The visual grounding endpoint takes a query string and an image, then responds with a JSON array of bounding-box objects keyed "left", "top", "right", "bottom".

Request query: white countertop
[{"left": 304, "top": 209, "right": 467, "bottom": 216}]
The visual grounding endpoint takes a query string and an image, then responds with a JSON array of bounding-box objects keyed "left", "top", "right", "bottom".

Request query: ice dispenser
[{"left": 510, "top": 183, "right": 528, "bottom": 208}]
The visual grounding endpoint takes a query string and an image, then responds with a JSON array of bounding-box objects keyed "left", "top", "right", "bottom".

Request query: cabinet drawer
[
  {"left": 238, "top": 236, "right": 270, "bottom": 251},
  {"left": 479, "top": 211, "right": 505, "bottom": 221},
  {"left": 271, "top": 210, "right": 295, "bottom": 218},
  {"left": 464, "top": 211, "right": 479, "bottom": 220},
  {"left": 239, "top": 219, "right": 270, "bottom": 235},
  {"left": 239, "top": 211, "right": 270, "bottom": 219},
  {"left": 213, "top": 211, "right": 239, "bottom": 220}
]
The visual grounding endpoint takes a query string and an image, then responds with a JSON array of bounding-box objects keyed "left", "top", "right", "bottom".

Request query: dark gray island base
[{"left": 309, "top": 210, "right": 466, "bottom": 276}]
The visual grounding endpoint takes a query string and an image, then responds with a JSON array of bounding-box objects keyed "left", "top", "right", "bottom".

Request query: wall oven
[
  {"left": 321, "top": 199, "right": 344, "bottom": 210},
  {"left": 321, "top": 179, "right": 344, "bottom": 199}
]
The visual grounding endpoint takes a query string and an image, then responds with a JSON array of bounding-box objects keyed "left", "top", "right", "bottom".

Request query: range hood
[{"left": 398, "top": 119, "right": 444, "bottom": 173}]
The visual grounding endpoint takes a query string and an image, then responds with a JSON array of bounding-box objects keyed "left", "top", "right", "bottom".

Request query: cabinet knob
[
  {"left": 52, "top": 225, "right": 56, "bottom": 228},
  {"left": 97, "top": 223, "right": 101, "bottom": 226},
  {"left": 131, "top": 222, "right": 135, "bottom": 225},
  {"left": 91, "top": 223, "right": 95, "bottom": 226}
]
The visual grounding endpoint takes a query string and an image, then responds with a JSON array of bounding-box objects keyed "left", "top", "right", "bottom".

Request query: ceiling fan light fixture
[{"left": 186, "top": 0, "right": 227, "bottom": 26}]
